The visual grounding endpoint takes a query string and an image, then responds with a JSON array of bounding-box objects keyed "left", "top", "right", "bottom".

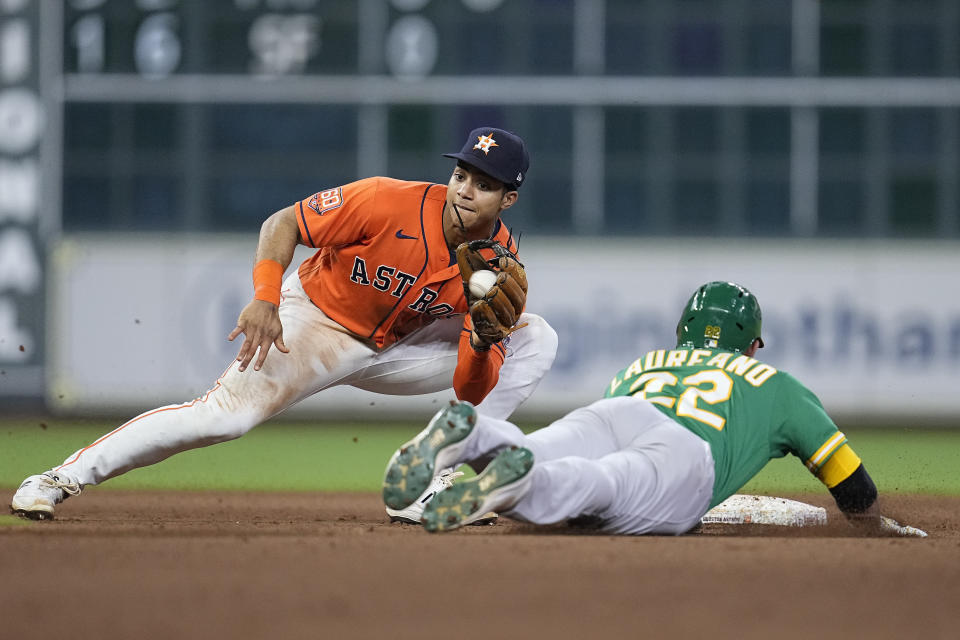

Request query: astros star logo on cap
[{"left": 473, "top": 133, "right": 498, "bottom": 155}]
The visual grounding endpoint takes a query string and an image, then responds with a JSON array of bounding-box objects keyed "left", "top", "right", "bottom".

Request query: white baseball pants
[
  {"left": 452, "top": 396, "right": 716, "bottom": 535},
  {"left": 54, "top": 271, "right": 558, "bottom": 487}
]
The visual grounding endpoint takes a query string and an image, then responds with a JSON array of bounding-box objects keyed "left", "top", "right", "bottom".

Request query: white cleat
[
  {"left": 385, "top": 468, "right": 464, "bottom": 524},
  {"left": 385, "top": 468, "right": 499, "bottom": 526},
  {"left": 10, "top": 471, "right": 82, "bottom": 521}
]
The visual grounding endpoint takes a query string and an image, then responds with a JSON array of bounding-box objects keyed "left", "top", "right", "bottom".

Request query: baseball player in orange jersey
[{"left": 11, "top": 127, "right": 558, "bottom": 523}]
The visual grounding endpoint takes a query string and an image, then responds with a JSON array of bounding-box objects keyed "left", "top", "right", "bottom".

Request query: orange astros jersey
[{"left": 294, "top": 176, "right": 518, "bottom": 350}]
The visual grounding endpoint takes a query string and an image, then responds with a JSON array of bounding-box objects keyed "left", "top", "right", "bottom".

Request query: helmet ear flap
[{"left": 676, "top": 314, "right": 695, "bottom": 345}]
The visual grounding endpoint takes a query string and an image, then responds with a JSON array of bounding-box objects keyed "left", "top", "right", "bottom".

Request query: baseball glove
[{"left": 456, "top": 240, "right": 528, "bottom": 349}]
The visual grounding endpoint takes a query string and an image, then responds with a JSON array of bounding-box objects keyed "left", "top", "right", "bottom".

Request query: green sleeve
[{"left": 772, "top": 373, "right": 845, "bottom": 462}]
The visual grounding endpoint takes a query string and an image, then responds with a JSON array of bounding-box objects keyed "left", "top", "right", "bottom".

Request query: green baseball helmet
[{"left": 676, "top": 281, "right": 764, "bottom": 353}]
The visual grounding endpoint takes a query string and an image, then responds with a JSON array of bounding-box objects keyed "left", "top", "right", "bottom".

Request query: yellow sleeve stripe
[
  {"left": 805, "top": 432, "right": 847, "bottom": 472},
  {"left": 814, "top": 444, "right": 863, "bottom": 489}
]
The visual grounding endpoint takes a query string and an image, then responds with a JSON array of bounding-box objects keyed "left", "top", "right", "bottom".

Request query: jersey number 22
[{"left": 629, "top": 369, "right": 733, "bottom": 430}]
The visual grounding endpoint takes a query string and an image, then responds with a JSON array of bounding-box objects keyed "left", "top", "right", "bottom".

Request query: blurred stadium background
[{"left": 2, "top": 0, "right": 959, "bottom": 426}]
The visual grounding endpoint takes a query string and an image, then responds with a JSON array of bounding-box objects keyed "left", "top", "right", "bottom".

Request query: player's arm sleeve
[
  {"left": 452, "top": 221, "right": 517, "bottom": 402},
  {"left": 453, "top": 318, "right": 506, "bottom": 405},
  {"left": 828, "top": 462, "right": 878, "bottom": 514},
  {"left": 778, "top": 374, "right": 876, "bottom": 512},
  {"left": 806, "top": 434, "right": 878, "bottom": 513},
  {"left": 294, "top": 178, "right": 380, "bottom": 249}
]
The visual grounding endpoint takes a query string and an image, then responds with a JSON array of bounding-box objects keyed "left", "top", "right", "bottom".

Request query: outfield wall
[{"left": 48, "top": 237, "right": 960, "bottom": 424}]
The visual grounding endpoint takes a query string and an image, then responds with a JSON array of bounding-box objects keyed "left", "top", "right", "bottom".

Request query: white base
[{"left": 701, "top": 494, "right": 827, "bottom": 527}]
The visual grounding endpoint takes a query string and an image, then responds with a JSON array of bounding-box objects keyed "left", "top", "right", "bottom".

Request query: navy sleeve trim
[{"left": 298, "top": 201, "right": 316, "bottom": 248}]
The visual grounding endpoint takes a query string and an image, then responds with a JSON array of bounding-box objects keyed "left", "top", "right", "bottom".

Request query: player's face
[{"left": 443, "top": 163, "right": 518, "bottom": 248}]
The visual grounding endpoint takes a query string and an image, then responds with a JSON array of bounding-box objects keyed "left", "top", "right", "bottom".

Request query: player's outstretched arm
[
  {"left": 227, "top": 205, "right": 302, "bottom": 372},
  {"left": 830, "top": 463, "right": 927, "bottom": 537}
]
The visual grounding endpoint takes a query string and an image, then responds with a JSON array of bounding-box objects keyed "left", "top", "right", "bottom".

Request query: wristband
[{"left": 253, "top": 259, "right": 284, "bottom": 306}]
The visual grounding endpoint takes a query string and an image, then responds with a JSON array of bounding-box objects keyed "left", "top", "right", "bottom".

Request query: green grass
[
  {"left": 2, "top": 419, "right": 958, "bottom": 495},
  {"left": 741, "top": 428, "right": 960, "bottom": 495},
  {"left": 0, "top": 418, "right": 420, "bottom": 492},
  {"left": 0, "top": 515, "right": 31, "bottom": 527}
]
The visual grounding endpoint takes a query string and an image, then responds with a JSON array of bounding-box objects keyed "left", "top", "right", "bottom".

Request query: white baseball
[{"left": 468, "top": 270, "right": 498, "bottom": 298}]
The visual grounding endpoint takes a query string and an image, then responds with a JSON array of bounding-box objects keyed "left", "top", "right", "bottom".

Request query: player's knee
[
  {"left": 196, "top": 415, "right": 259, "bottom": 444},
  {"left": 517, "top": 313, "right": 559, "bottom": 366},
  {"left": 191, "top": 400, "right": 265, "bottom": 443}
]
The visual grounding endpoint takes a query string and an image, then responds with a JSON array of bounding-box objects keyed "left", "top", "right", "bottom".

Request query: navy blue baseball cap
[{"left": 444, "top": 127, "right": 530, "bottom": 190}]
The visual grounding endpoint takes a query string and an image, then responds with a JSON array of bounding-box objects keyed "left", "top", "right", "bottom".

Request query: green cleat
[
  {"left": 422, "top": 446, "right": 534, "bottom": 533},
  {"left": 382, "top": 401, "right": 479, "bottom": 512}
]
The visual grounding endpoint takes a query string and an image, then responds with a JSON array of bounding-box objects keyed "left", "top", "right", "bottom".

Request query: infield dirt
[{"left": 2, "top": 491, "right": 958, "bottom": 640}]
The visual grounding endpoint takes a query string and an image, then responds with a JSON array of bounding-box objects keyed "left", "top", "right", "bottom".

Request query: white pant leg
[
  {"left": 475, "top": 314, "right": 558, "bottom": 420},
  {"left": 347, "top": 312, "right": 558, "bottom": 420},
  {"left": 505, "top": 397, "right": 716, "bottom": 535},
  {"left": 438, "top": 399, "right": 626, "bottom": 524},
  {"left": 431, "top": 400, "right": 628, "bottom": 521},
  {"left": 343, "top": 315, "right": 463, "bottom": 396},
  {"left": 54, "top": 270, "right": 558, "bottom": 487},
  {"left": 55, "top": 272, "right": 382, "bottom": 486},
  {"left": 523, "top": 401, "right": 627, "bottom": 462}
]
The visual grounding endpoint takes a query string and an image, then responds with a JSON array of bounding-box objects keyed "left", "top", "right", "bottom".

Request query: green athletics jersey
[{"left": 604, "top": 348, "right": 857, "bottom": 508}]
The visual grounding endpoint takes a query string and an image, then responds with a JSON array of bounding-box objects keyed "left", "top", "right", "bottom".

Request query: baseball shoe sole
[
  {"left": 10, "top": 501, "right": 55, "bottom": 520},
  {"left": 422, "top": 446, "right": 534, "bottom": 533},
  {"left": 382, "top": 401, "right": 479, "bottom": 512},
  {"left": 10, "top": 472, "right": 82, "bottom": 521}
]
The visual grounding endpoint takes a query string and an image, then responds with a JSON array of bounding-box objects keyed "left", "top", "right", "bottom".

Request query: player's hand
[
  {"left": 880, "top": 515, "right": 928, "bottom": 538},
  {"left": 227, "top": 299, "right": 290, "bottom": 372},
  {"left": 845, "top": 509, "right": 929, "bottom": 538}
]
